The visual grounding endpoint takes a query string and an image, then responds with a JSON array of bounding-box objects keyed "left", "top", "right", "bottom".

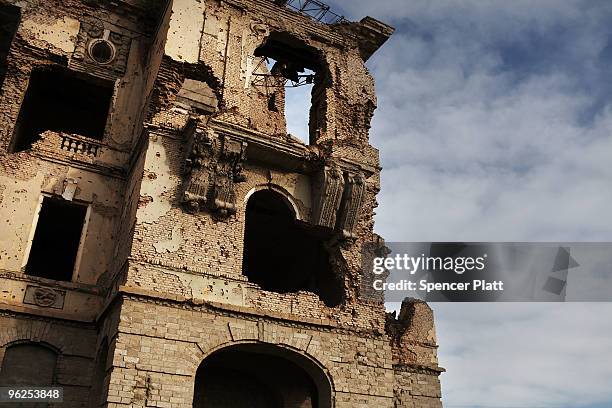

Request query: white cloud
[
  {"left": 328, "top": 0, "right": 612, "bottom": 241},
  {"left": 325, "top": 0, "right": 612, "bottom": 406},
  {"left": 433, "top": 303, "right": 612, "bottom": 408}
]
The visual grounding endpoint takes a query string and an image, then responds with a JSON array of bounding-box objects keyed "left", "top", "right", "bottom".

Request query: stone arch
[
  {"left": 0, "top": 341, "right": 59, "bottom": 386},
  {"left": 200, "top": 340, "right": 335, "bottom": 391},
  {"left": 0, "top": 322, "right": 67, "bottom": 354},
  {"left": 252, "top": 30, "right": 332, "bottom": 144},
  {"left": 244, "top": 184, "right": 303, "bottom": 221},
  {"left": 0, "top": 338, "right": 61, "bottom": 354},
  {"left": 193, "top": 341, "right": 334, "bottom": 408},
  {"left": 148, "top": 56, "right": 222, "bottom": 119}
]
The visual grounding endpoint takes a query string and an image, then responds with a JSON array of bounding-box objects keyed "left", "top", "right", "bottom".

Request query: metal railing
[{"left": 282, "top": 0, "right": 347, "bottom": 24}]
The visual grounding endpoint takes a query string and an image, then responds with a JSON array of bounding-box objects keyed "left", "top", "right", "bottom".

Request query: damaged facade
[{"left": 0, "top": 0, "right": 443, "bottom": 406}]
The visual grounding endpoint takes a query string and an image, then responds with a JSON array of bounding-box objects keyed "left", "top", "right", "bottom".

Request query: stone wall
[
  {"left": 0, "top": 0, "right": 166, "bottom": 320},
  {"left": 105, "top": 297, "right": 395, "bottom": 407},
  {"left": 0, "top": 0, "right": 444, "bottom": 407}
]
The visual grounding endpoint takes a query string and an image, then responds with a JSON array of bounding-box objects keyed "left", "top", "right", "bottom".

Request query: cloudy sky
[{"left": 286, "top": 1, "right": 612, "bottom": 407}]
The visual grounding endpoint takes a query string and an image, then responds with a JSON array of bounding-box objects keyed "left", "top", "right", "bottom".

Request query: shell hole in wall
[
  {"left": 11, "top": 66, "right": 114, "bottom": 152},
  {"left": 242, "top": 189, "right": 343, "bottom": 307},
  {"left": 254, "top": 32, "right": 325, "bottom": 145}
]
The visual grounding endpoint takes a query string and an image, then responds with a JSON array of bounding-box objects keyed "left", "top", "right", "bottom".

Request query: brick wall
[{"left": 104, "top": 297, "right": 395, "bottom": 408}]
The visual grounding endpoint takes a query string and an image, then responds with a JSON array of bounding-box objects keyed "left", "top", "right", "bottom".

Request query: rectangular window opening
[
  {"left": 12, "top": 66, "right": 114, "bottom": 152},
  {"left": 0, "top": 4, "right": 21, "bottom": 89},
  {"left": 25, "top": 196, "right": 88, "bottom": 282}
]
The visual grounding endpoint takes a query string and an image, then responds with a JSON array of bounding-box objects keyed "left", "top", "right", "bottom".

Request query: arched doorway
[
  {"left": 0, "top": 342, "right": 58, "bottom": 408},
  {"left": 242, "top": 189, "right": 342, "bottom": 306},
  {"left": 193, "top": 343, "right": 333, "bottom": 408},
  {"left": 0, "top": 342, "right": 57, "bottom": 386}
]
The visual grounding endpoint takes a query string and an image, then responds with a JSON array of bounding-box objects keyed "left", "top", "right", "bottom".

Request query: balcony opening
[
  {"left": 11, "top": 66, "right": 114, "bottom": 152},
  {"left": 0, "top": 343, "right": 57, "bottom": 386},
  {"left": 25, "top": 196, "right": 88, "bottom": 282},
  {"left": 0, "top": 4, "right": 20, "bottom": 89},
  {"left": 254, "top": 32, "right": 327, "bottom": 144},
  {"left": 242, "top": 189, "right": 342, "bottom": 307}
]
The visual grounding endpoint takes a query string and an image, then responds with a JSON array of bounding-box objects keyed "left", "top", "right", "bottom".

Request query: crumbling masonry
[{"left": 0, "top": 0, "right": 443, "bottom": 406}]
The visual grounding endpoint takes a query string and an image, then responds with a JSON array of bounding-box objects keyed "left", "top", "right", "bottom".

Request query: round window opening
[{"left": 89, "top": 39, "right": 115, "bottom": 65}]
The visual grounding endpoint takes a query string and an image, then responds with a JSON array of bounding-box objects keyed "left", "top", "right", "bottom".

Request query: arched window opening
[
  {"left": 253, "top": 32, "right": 328, "bottom": 145},
  {"left": 193, "top": 344, "right": 332, "bottom": 408},
  {"left": 242, "top": 189, "right": 343, "bottom": 307},
  {"left": 0, "top": 343, "right": 57, "bottom": 386}
]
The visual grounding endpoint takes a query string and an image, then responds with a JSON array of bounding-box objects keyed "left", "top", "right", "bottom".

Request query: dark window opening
[
  {"left": 193, "top": 344, "right": 331, "bottom": 408},
  {"left": 242, "top": 190, "right": 342, "bottom": 307},
  {"left": 0, "top": 4, "right": 20, "bottom": 89},
  {"left": 26, "top": 196, "right": 88, "bottom": 282},
  {"left": 0, "top": 343, "right": 57, "bottom": 386},
  {"left": 254, "top": 33, "right": 326, "bottom": 144},
  {"left": 11, "top": 66, "right": 113, "bottom": 152}
]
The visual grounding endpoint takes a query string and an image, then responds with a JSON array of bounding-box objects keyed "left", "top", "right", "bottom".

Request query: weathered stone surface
[{"left": 0, "top": 0, "right": 442, "bottom": 406}]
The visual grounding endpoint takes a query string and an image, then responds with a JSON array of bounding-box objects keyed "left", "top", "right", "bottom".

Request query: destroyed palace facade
[{"left": 0, "top": 0, "right": 443, "bottom": 406}]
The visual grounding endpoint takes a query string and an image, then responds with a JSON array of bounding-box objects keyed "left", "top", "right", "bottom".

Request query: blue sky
[{"left": 287, "top": 1, "right": 612, "bottom": 407}]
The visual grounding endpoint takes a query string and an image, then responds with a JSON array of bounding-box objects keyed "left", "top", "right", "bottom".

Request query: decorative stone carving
[
  {"left": 182, "top": 122, "right": 247, "bottom": 217},
  {"left": 337, "top": 171, "right": 366, "bottom": 239},
  {"left": 23, "top": 285, "right": 65, "bottom": 309},
  {"left": 210, "top": 136, "right": 247, "bottom": 216},
  {"left": 34, "top": 288, "right": 57, "bottom": 307},
  {"left": 312, "top": 162, "right": 344, "bottom": 229},
  {"left": 72, "top": 21, "right": 131, "bottom": 76},
  {"left": 250, "top": 20, "right": 269, "bottom": 37},
  {"left": 183, "top": 122, "right": 216, "bottom": 213},
  {"left": 311, "top": 163, "right": 367, "bottom": 239}
]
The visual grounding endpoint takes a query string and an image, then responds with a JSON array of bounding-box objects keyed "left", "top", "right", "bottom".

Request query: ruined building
[{"left": 0, "top": 0, "right": 443, "bottom": 406}]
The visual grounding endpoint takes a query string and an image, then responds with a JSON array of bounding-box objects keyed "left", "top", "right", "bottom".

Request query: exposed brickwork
[{"left": 0, "top": 0, "right": 443, "bottom": 406}]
